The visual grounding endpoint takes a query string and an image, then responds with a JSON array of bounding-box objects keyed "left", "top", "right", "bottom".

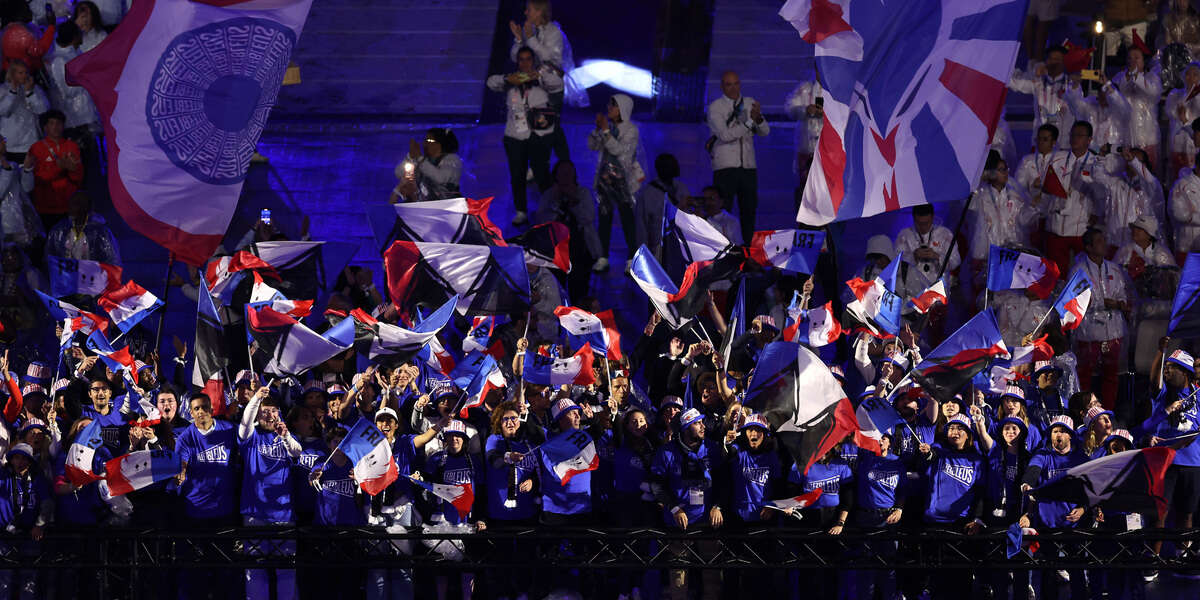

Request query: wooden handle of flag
[{"left": 153, "top": 253, "right": 175, "bottom": 353}]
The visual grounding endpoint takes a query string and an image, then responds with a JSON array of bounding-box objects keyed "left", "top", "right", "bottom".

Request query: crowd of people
[{"left": 2, "top": 1, "right": 1200, "bottom": 600}]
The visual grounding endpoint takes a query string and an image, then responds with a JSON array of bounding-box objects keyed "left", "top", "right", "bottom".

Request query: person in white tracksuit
[
  {"left": 1111, "top": 46, "right": 1162, "bottom": 167},
  {"left": 1009, "top": 47, "right": 1074, "bottom": 150}
]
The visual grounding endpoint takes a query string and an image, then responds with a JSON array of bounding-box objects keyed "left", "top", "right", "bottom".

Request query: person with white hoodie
[
  {"left": 0, "top": 60, "right": 48, "bottom": 163},
  {"left": 587, "top": 93, "right": 643, "bottom": 272}
]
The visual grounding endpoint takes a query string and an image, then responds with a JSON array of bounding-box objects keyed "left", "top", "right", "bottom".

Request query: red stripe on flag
[
  {"left": 383, "top": 240, "right": 422, "bottom": 310},
  {"left": 799, "top": 396, "right": 862, "bottom": 475},
  {"left": 939, "top": 59, "right": 1007, "bottom": 140},
  {"left": 818, "top": 114, "right": 847, "bottom": 215},
  {"left": 1143, "top": 447, "right": 1176, "bottom": 520},
  {"left": 1062, "top": 297, "right": 1085, "bottom": 330},
  {"left": 667, "top": 260, "right": 711, "bottom": 303},
  {"left": 465, "top": 197, "right": 507, "bottom": 246},
  {"left": 801, "top": 0, "right": 853, "bottom": 44},
  {"left": 1028, "top": 259, "right": 1060, "bottom": 300}
]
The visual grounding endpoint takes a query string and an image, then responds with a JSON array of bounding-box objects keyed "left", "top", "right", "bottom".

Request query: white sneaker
[
  {"left": 526, "top": 167, "right": 534, "bottom": 181},
  {"left": 593, "top": 257, "right": 610, "bottom": 272},
  {"left": 512, "top": 211, "right": 528, "bottom": 226},
  {"left": 1056, "top": 569, "right": 1070, "bottom": 582}
]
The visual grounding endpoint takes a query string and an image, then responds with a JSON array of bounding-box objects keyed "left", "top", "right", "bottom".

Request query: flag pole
[
  {"left": 153, "top": 253, "right": 175, "bottom": 353},
  {"left": 917, "top": 193, "right": 976, "bottom": 335},
  {"left": 603, "top": 356, "right": 613, "bottom": 398},
  {"left": 517, "top": 311, "right": 531, "bottom": 408}
]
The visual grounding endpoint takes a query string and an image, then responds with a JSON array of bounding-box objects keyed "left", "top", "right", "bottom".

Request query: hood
[{"left": 612, "top": 94, "right": 633, "bottom": 123}]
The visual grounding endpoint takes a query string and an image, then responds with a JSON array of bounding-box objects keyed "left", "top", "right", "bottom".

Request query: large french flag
[
  {"left": 986, "top": 245, "right": 1059, "bottom": 300},
  {"left": 844, "top": 256, "right": 903, "bottom": 336},
  {"left": 457, "top": 355, "right": 506, "bottom": 418},
  {"left": 783, "top": 301, "right": 844, "bottom": 348},
  {"left": 337, "top": 418, "right": 400, "bottom": 496},
  {"left": 98, "top": 280, "right": 164, "bottom": 332},
  {"left": 540, "top": 429, "right": 600, "bottom": 485},
  {"left": 104, "top": 449, "right": 182, "bottom": 496},
  {"left": 1052, "top": 268, "right": 1094, "bottom": 331},
  {"left": 66, "top": 0, "right": 315, "bottom": 266},
  {"left": 86, "top": 330, "right": 139, "bottom": 384},
  {"left": 631, "top": 245, "right": 691, "bottom": 329},
  {"left": 747, "top": 229, "right": 825, "bottom": 274},
  {"left": 65, "top": 419, "right": 106, "bottom": 486},
  {"left": 553, "top": 306, "right": 622, "bottom": 360},
  {"left": 384, "top": 240, "right": 530, "bottom": 316},
  {"left": 246, "top": 304, "right": 350, "bottom": 376},
  {"left": 48, "top": 256, "right": 122, "bottom": 297},
  {"left": 911, "top": 308, "right": 1008, "bottom": 402},
  {"left": 368, "top": 196, "right": 506, "bottom": 252},
  {"left": 522, "top": 344, "right": 596, "bottom": 387},
  {"left": 409, "top": 476, "right": 475, "bottom": 519},
  {"left": 509, "top": 221, "right": 571, "bottom": 272},
  {"left": 1032, "top": 447, "right": 1176, "bottom": 519}
]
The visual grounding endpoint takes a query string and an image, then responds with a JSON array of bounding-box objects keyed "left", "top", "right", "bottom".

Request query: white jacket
[
  {"left": 1166, "top": 86, "right": 1200, "bottom": 147},
  {"left": 706, "top": 95, "right": 769, "bottom": 170},
  {"left": 0, "top": 85, "right": 49, "bottom": 153},
  {"left": 1102, "top": 157, "right": 1163, "bottom": 250},
  {"left": 587, "top": 94, "right": 644, "bottom": 195},
  {"left": 1015, "top": 150, "right": 1057, "bottom": 199},
  {"left": 968, "top": 182, "right": 1040, "bottom": 261},
  {"left": 992, "top": 291, "right": 1049, "bottom": 350},
  {"left": 1111, "top": 68, "right": 1162, "bottom": 149},
  {"left": 1070, "top": 255, "right": 1129, "bottom": 343},
  {"left": 1171, "top": 169, "right": 1200, "bottom": 252},
  {"left": 1113, "top": 241, "right": 1174, "bottom": 271},
  {"left": 1009, "top": 67, "right": 1073, "bottom": 149},
  {"left": 47, "top": 47, "right": 100, "bottom": 129},
  {"left": 509, "top": 21, "right": 564, "bottom": 70},
  {"left": 1064, "top": 81, "right": 1129, "bottom": 150},
  {"left": 895, "top": 224, "right": 960, "bottom": 292},
  {"left": 784, "top": 81, "right": 823, "bottom": 157},
  {"left": 1044, "top": 150, "right": 1109, "bottom": 237},
  {"left": 486, "top": 68, "right": 562, "bottom": 140}
]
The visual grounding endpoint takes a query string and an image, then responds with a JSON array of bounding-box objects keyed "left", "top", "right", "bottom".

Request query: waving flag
[
  {"left": 1041, "top": 166, "right": 1068, "bottom": 199},
  {"left": 249, "top": 241, "right": 357, "bottom": 301},
  {"left": 1052, "top": 268, "right": 1094, "bottom": 331},
  {"left": 540, "top": 429, "right": 600, "bottom": 485},
  {"left": 1006, "top": 523, "right": 1040, "bottom": 559},
  {"left": 48, "top": 256, "right": 121, "bottom": 297},
  {"left": 384, "top": 241, "right": 530, "bottom": 316},
  {"left": 631, "top": 245, "right": 691, "bottom": 329},
  {"left": 1169, "top": 254, "right": 1200, "bottom": 338},
  {"left": 248, "top": 272, "right": 312, "bottom": 318},
  {"left": 462, "top": 316, "right": 496, "bottom": 355},
  {"left": 408, "top": 476, "right": 474, "bottom": 518},
  {"left": 418, "top": 335, "right": 457, "bottom": 376},
  {"left": 191, "top": 279, "right": 229, "bottom": 413},
  {"left": 86, "top": 330, "right": 139, "bottom": 384},
  {"left": 769, "top": 488, "right": 825, "bottom": 511},
  {"left": 720, "top": 278, "right": 746, "bottom": 368},
  {"left": 673, "top": 210, "right": 735, "bottom": 263},
  {"left": 205, "top": 250, "right": 274, "bottom": 304},
  {"left": 522, "top": 344, "right": 596, "bottom": 387},
  {"left": 509, "top": 221, "right": 571, "bottom": 272},
  {"left": 744, "top": 342, "right": 867, "bottom": 474},
  {"left": 98, "top": 280, "right": 164, "bottom": 332},
  {"left": 783, "top": 302, "right": 844, "bottom": 347},
  {"left": 911, "top": 308, "right": 1008, "bottom": 402},
  {"left": 335, "top": 418, "right": 400, "bottom": 496},
  {"left": 910, "top": 279, "right": 948, "bottom": 314},
  {"left": 630, "top": 244, "right": 743, "bottom": 329},
  {"left": 785, "top": 0, "right": 1024, "bottom": 224},
  {"left": 986, "top": 246, "right": 1059, "bottom": 299},
  {"left": 854, "top": 392, "right": 902, "bottom": 454},
  {"left": 747, "top": 229, "right": 825, "bottom": 274},
  {"left": 844, "top": 256, "right": 903, "bottom": 336},
  {"left": 456, "top": 355, "right": 506, "bottom": 418},
  {"left": 369, "top": 196, "right": 505, "bottom": 253},
  {"left": 554, "top": 306, "right": 621, "bottom": 359},
  {"left": 65, "top": 419, "right": 106, "bottom": 486},
  {"left": 246, "top": 304, "right": 350, "bottom": 376},
  {"left": 65, "top": 0, "right": 315, "bottom": 266},
  {"left": 104, "top": 449, "right": 182, "bottom": 496},
  {"left": 335, "top": 295, "right": 457, "bottom": 360},
  {"left": 1031, "top": 448, "right": 1175, "bottom": 519},
  {"left": 35, "top": 290, "right": 108, "bottom": 347}
]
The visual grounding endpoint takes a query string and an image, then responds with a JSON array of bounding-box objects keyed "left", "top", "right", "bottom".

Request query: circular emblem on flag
[{"left": 145, "top": 18, "right": 296, "bottom": 185}]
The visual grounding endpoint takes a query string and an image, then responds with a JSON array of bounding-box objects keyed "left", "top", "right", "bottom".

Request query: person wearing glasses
[{"left": 80, "top": 377, "right": 125, "bottom": 453}]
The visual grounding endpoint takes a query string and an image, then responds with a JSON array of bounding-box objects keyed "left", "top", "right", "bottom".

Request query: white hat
[
  {"left": 374, "top": 407, "right": 399, "bottom": 422},
  {"left": 6, "top": 443, "right": 33, "bottom": 461},
  {"left": 442, "top": 419, "right": 469, "bottom": 438},
  {"left": 551, "top": 398, "right": 580, "bottom": 421},
  {"left": 1129, "top": 215, "right": 1158, "bottom": 238},
  {"left": 865, "top": 235, "right": 895, "bottom": 261}
]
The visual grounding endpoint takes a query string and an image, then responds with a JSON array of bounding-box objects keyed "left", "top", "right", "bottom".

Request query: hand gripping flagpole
[{"left": 517, "top": 311, "right": 531, "bottom": 407}]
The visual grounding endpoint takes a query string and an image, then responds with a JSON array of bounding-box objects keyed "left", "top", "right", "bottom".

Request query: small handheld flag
[
  {"left": 408, "top": 476, "right": 475, "bottom": 519},
  {"left": 540, "top": 429, "right": 599, "bottom": 485},
  {"left": 64, "top": 419, "right": 106, "bottom": 486},
  {"left": 1050, "top": 268, "right": 1094, "bottom": 332},
  {"left": 104, "top": 449, "right": 182, "bottom": 496},
  {"left": 335, "top": 418, "right": 400, "bottom": 496}
]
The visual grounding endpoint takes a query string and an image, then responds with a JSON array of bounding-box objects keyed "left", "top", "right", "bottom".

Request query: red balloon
[{"left": 1, "top": 23, "right": 54, "bottom": 71}]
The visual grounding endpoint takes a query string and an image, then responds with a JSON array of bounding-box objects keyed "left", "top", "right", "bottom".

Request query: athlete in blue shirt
[
  {"left": 1020, "top": 415, "right": 1090, "bottom": 600},
  {"left": 309, "top": 425, "right": 366, "bottom": 526}
]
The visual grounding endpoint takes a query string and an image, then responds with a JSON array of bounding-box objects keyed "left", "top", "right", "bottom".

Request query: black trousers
[
  {"left": 599, "top": 198, "right": 636, "bottom": 260},
  {"left": 502, "top": 133, "right": 552, "bottom": 213},
  {"left": 713, "top": 167, "right": 758, "bottom": 242}
]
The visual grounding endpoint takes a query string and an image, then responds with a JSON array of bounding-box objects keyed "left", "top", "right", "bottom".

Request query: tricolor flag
[
  {"left": 64, "top": 419, "right": 106, "bottom": 486},
  {"left": 48, "top": 256, "right": 121, "bottom": 297},
  {"left": 246, "top": 304, "right": 350, "bottom": 376},
  {"left": 786, "top": 0, "right": 1024, "bottom": 224},
  {"left": 249, "top": 241, "right": 358, "bottom": 301},
  {"left": 744, "top": 341, "right": 868, "bottom": 474},
  {"left": 205, "top": 250, "right": 274, "bottom": 304},
  {"left": 720, "top": 278, "right": 746, "bottom": 368},
  {"left": 86, "top": 330, "right": 139, "bottom": 384},
  {"left": 508, "top": 221, "right": 571, "bottom": 272},
  {"left": 630, "top": 245, "right": 743, "bottom": 330},
  {"left": 553, "top": 306, "right": 621, "bottom": 360},
  {"left": 854, "top": 392, "right": 903, "bottom": 454},
  {"left": 1052, "top": 268, "right": 1094, "bottom": 331},
  {"left": 331, "top": 295, "right": 457, "bottom": 360},
  {"left": 418, "top": 335, "right": 457, "bottom": 376},
  {"left": 1006, "top": 523, "right": 1040, "bottom": 559},
  {"left": 747, "top": 229, "right": 825, "bottom": 274},
  {"left": 1031, "top": 447, "right": 1176, "bottom": 519},
  {"left": 191, "top": 279, "right": 229, "bottom": 412},
  {"left": 539, "top": 429, "right": 600, "bottom": 485},
  {"left": 769, "top": 488, "right": 824, "bottom": 511},
  {"left": 369, "top": 196, "right": 505, "bottom": 252},
  {"left": 35, "top": 290, "right": 108, "bottom": 347},
  {"left": 248, "top": 272, "right": 313, "bottom": 318},
  {"left": 66, "top": 0, "right": 316, "bottom": 266},
  {"left": 384, "top": 241, "right": 530, "bottom": 316},
  {"left": 408, "top": 476, "right": 474, "bottom": 519},
  {"left": 844, "top": 256, "right": 903, "bottom": 336},
  {"left": 104, "top": 449, "right": 182, "bottom": 496},
  {"left": 1168, "top": 254, "right": 1200, "bottom": 338},
  {"left": 673, "top": 210, "right": 735, "bottom": 263},
  {"left": 986, "top": 245, "right": 1059, "bottom": 300},
  {"left": 630, "top": 245, "right": 691, "bottom": 329},
  {"left": 522, "top": 344, "right": 596, "bottom": 387},
  {"left": 98, "top": 280, "right": 164, "bottom": 332},
  {"left": 457, "top": 355, "right": 506, "bottom": 418},
  {"left": 462, "top": 316, "right": 496, "bottom": 355},
  {"left": 910, "top": 279, "right": 948, "bottom": 314},
  {"left": 910, "top": 308, "right": 1008, "bottom": 403},
  {"left": 336, "top": 418, "right": 400, "bottom": 496},
  {"left": 783, "top": 301, "right": 844, "bottom": 348}
]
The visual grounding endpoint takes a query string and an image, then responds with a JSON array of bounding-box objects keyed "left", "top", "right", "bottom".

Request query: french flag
[
  {"left": 65, "top": 419, "right": 105, "bottom": 486},
  {"left": 910, "top": 279, "right": 947, "bottom": 314},
  {"left": 783, "top": 302, "right": 843, "bottom": 347},
  {"left": 522, "top": 344, "right": 596, "bottom": 387},
  {"left": 986, "top": 245, "right": 1059, "bottom": 300},
  {"left": 104, "top": 449, "right": 182, "bottom": 496},
  {"left": 456, "top": 354, "right": 507, "bottom": 418},
  {"left": 337, "top": 418, "right": 400, "bottom": 496},
  {"left": 409, "top": 476, "right": 475, "bottom": 519},
  {"left": 462, "top": 316, "right": 497, "bottom": 355},
  {"left": 747, "top": 229, "right": 825, "bottom": 275},
  {"left": 541, "top": 429, "right": 600, "bottom": 485},
  {"left": 854, "top": 392, "right": 903, "bottom": 455},
  {"left": 35, "top": 290, "right": 108, "bottom": 347},
  {"left": 845, "top": 255, "right": 903, "bottom": 336},
  {"left": 553, "top": 306, "right": 622, "bottom": 359},
  {"left": 769, "top": 488, "right": 824, "bottom": 511},
  {"left": 418, "top": 335, "right": 457, "bottom": 376},
  {"left": 249, "top": 272, "right": 313, "bottom": 318},
  {"left": 630, "top": 245, "right": 691, "bottom": 329},
  {"left": 98, "top": 280, "right": 164, "bottom": 332},
  {"left": 205, "top": 251, "right": 276, "bottom": 304},
  {"left": 86, "top": 330, "right": 139, "bottom": 385},
  {"left": 1052, "top": 268, "right": 1094, "bottom": 331},
  {"left": 48, "top": 256, "right": 122, "bottom": 297}
]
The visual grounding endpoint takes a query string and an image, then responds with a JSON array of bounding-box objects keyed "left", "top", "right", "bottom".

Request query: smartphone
[
  {"left": 815, "top": 97, "right": 824, "bottom": 107},
  {"left": 260, "top": 208, "right": 271, "bottom": 225},
  {"left": 1080, "top": 69, "right": 1101, "bottom": 82}
]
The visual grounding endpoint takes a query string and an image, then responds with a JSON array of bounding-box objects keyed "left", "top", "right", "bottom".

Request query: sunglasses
[{"left": 501, "top": 416, "right": 520, "bottom": 423}]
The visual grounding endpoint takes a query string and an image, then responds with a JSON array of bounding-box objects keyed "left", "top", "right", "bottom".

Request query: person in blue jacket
[
  {"left": 723, "top": 414, "right": 783, "bottom": 598},
  {"left": 916, "top": 414, "right": 986, "bottom": 600},
  {"left": 973, "top": 407, "right": 1033, "bottom": 600},
  {"left": 426, "top": 419, "right": 486, "bottom": 600},
  {"left": 285, "top": 405, "right": 325, "bottom": 525},
  {"left": 788, "top": 439, "right": 855, "bottom": 599},
  {"left": 1019, "top": 415, "right": 1090, "bottom": 600},
  {"left": 1089, "top": 429, "right": 1147, "bottom": 600},
  {"left": 846, "top": 434, "right": 907, "bottom": 600},
  {"left": 308, "top": 425, "right": 366, "bottom": 527},
  {"left": 608, "top": 407, "right": 658, "bottom": 600},
  {"left": 989, "top": 385, "right": 1044, "bottom": 453},
  {"left": 482, "top": 400, "right": 540, "bottom": 600},
  {"left": 652, "top": 407, "right": 726, "bottom": 600},
  {"left": 538, "top": 398, "right": 595, "bottom": 523},
  {"left": 0, "top": 443, "right": 50, "bottom": 599}
]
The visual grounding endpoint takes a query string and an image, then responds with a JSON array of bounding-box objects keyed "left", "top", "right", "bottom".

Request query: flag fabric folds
[
  {"left": 248, "top": 272, "right": 313, "bottom": 318},
  {"left": 384, "top": 241, "right": 531, "bottom": 317},
  {"left": 986, "top": 245, "right": 1059, "bottom": 300},
  {"left": 845, "top": 256, "right": 903, "bottom": 336},
  {"left": 249, "top": 241, "right": 358, "bottom": 301},
  {"left": 192, "top": 279, "right": 229, "bottom": 413},
  {"left": 854, "top": 393, "right": 902, "bottom": 454},
  {"left": 673, "top": 210, "right": 735, "bottom": 263},
  {"left": 104, "top": 449, "right": 182, "bottom": 496},
  {"left": 539, "top": 429, "right": 600, "bottom": 485},
  {"left": 462, "top": 316, "right": 496, "bottom": 355},
  {"left": 630, "top": 245, "right": 691, "bottom": 329},
  {"left": 48, "top": 256, "right": 121, "bottom": 297},
  {"left": 336, "top": 418, "right": 400, "bottom": 496},
  {"left": 86, "top": 330, "right": 139, "bottom": 384},
  {"left": 522, "top": 344, "right": 596, "bottom": 387},
  {"left": 408, "top": 476, "right": 475, "bottom": 519},
  {"left": 630, "top": 245, "right": 742, "bottom": 330},
  {"left": 456, "top": 355, "right": 506, "bottom": 418},
  {"left": 337, "top": 295, "right": 457, "bottom": 360},
  {"left": 743, "top": 341, "right": 866, "bottom": 474},
  {"left": 1031, "top": 447, "right": 1176, "bottom": 519},
  {"left": 911, "top": 308, "right": 1008, "bottom": 402},
  {"left": 65, "top": 419, "right": 106, "bottom": 486},
  {"left": 1052, "top": 268, "right": 1094, "bottom": 331},
  {"left": 910, "top": 279, "right": 948, "bottom": 314},
  {"left": 785, "top": 0, "right": 1024, "bottom": 224},
  {"left": 1169, "top": 254, "right": 1200, "bottom": 338},
  {"left": 747, "top": 229, "right": 825, "bottom": 274},
  {"left": 246, "top": 304, "right": 349, "bottom": 376},
  {"left": 66, "top": 0, "right": 316, "bottom": 266},
  {"left": 769, "top": 488, "right": 824, "bottom": 510},
  {"left": 1006, "top": 523, "right": 1040, "bottom": 558},
  {"left": 783, "top": 302, "right": 844, "bottom": 348},
  {"left": 508, "top": 222, "right": 571, "bottom": 272},
  {"left": 98, "top": 280, "right": 164, "bottom": 332},
  {"left": 370, "top": 196, "right": 506, "bottom": 253},
  {"left": 554, "top": 306, "right": 621, "bottom": 359}
]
